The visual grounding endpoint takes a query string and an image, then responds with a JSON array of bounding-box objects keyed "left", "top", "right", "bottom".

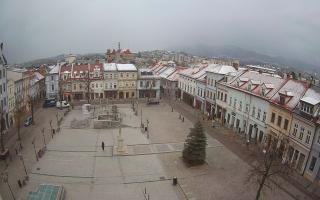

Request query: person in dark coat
[{"left": 101, "top": 141, "right": 105, "bottom": 151}]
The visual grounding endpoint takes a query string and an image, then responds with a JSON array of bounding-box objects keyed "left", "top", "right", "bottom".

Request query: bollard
[
  {"left": 182, "top": 117, "right": 184, "bottom": 122},
  {"left": 18, "top": 180, "right": 22, "bottom": 188},
  {"left": 172, "top": 177, "right": 178, "bottom": 185}
]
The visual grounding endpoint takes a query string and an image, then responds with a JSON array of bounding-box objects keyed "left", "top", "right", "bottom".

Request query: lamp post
[
  {"left": 146, "top": 119, "right": 149, "bottom": 139},
  {"left": 41, "top": 128, "right": 46, "bottom": 147},
  {"left": 31, "top": 138, "right": 38, "bottom": 161},
  {"left": 1, "top": 171, "right": 15, "bottom": 200},
  {"left": 18, "top": 154, "right": 28, "bottom": 177},
  {"left": 140, "top": 108, "right": 143, "bottom": 127}
]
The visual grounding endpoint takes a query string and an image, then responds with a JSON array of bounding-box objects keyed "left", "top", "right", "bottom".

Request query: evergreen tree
[{"left": 182, "top": 121, "right": 207, "bottom": 165}]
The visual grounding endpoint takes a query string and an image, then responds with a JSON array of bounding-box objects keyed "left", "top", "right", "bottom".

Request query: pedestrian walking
[{"left": 101, "top": 141, "right": 105, "bottom": 151}]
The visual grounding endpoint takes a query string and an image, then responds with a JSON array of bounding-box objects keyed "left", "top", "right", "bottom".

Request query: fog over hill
[{"left": 172, "top": 45, "right": 319, "bottom": 72}]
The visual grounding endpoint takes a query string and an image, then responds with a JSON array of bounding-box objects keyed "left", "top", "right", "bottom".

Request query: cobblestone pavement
[
  {"left": 1, "top": 101, "right": 318, "bottom": 200},
  {"left": 5, "top": 104, "right": 182, "bottom": 200},
  {"left": 166, "top": 97, "right": 319, "bottom": 200},
  {"left": 0, "top": 106, "right": 66, "bottom": 200}
]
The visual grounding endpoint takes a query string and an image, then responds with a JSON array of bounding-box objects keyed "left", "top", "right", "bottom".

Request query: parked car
[
  {"left": 24, "top": 116, "right": 33, "bottom": 127},
  {"left": 56, "top": 101, "right": 70, "bottom": 108},
  {"left": 43, "top": 98, "right": 56, "bottom": 108}
]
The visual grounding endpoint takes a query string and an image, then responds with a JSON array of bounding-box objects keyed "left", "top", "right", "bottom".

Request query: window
[
  {"left": 51, "top": 84, "right": 54, "bottom": 91},
  {"left": 120, "top": 73, "right": 123, "bottom": 78},
  {"left": 306, "top": 130, "right": 311, "bottom": 144},
  {"left": 318, "top": 134, "right": 320, "bottom": 144},
  {"left": 79, "top": 84, "right": 82, "bottom": 90},
  {"left": 239, "top": 101, "right": 242, "bottom": 111},
  {"left": 0, "top": 85, "right": 2, "bottom": 94},
  {"left": 224, "top": 94, "right": 227, "bottom": 102},
  {"left": 262, "top": 112, "right": 266, "bottom": 122},
  {"left": 140, "top": 81, "right": 143, "bottom": 87},
  {"left": 301, "top": 103, "right": 312, "bottom": 114},
  {"left": 233, "top": 99, "right": 237, "bottom": 108},
  {"left": 293, "top": 123, "right": 298, "bottom": 136},
  {"left": 271, "top": 112, "right": 275, "bottom": 123},
  {"left": 3, "top": 83, "right": 5, "bottom": 92},
  {"left": 284, "top": 119, "right": 289, "bottom": 130},
  {"left": 252, "top": 106, "right": 256, "bottom": 117},
  {"left": 218, "top": 91, "right": 220, "bottom": 100},
  {"left": 0, "top": 70, "right": 2, "bottom": 79},
  {"left": 257, "top": 109, "right": 261, "bottom": 119},
  {"left": 309, "top": 157, "right": 317, "bottom": 171},
  {"left": 229, "top": 97, "right": 232, "bottom": 106},
  {"left": 299, "top": 127, "right": 304, "bottom": 140},
  {"left": 277, "top": 116, "right": 282, "bottom": 127},
  {"left": 51, "top": 76, "right": 53, "bottom": 81},
  {"left": 245, "top": 104, "right": 249, "bottom": 113},
  {"left": 280, "top": 96, "right": 285, "bottom": 105}
]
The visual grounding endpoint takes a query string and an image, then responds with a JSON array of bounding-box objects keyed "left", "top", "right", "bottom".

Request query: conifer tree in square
[{"left": 183, "top": 121, "right": 207, "bottom": 165}]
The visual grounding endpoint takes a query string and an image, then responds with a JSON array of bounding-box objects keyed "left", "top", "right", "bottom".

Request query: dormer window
[
  {"left": 300, "top": 102, "right": 313, "bottom": 114},
  {"left": 278, "top": 91, "right": 293, "bottom": 105},
  {"left": 262, "top": 88, "right": 266, "bottom": 96},
  {"left": 280, "top": 95, "right": 286, "bottom": 105},
  {"left": 247, "top": 83, "right": 252, "bottom": 91}
]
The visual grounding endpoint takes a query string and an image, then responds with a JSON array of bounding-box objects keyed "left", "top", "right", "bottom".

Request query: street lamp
[
  {"left": 31, "top": 138, "right": 38, "bottom": 161},
  {"left": 1, "top": 171, "right": 16, "bottom": 200},
  {"left": 41, "top": 128, "right": 46, "bottom": 147},
  {"left": 140, "top": 108, "right": 143, "bottom": 127},
  {"left": 18, "top": 154, "right": 28, "bottom": 177},
  {"left": 146, "top": 119, "right": 149, "bottom": 139}
]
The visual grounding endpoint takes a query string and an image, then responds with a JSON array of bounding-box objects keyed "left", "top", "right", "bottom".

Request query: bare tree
[
  {"left": 246, "top": 138, "right": 292, "bottom": 200},
  {"left": 14, "top": 96, "right": 24, "bottom": 142},
  {"left": 28, "top": 95, "right": 34, "bottom": 124},
  {"left": 84, "top": 72, "right": 93, "bottom": 104},
  {"left": 49, "top": 119, "right": 54, "bottom": 139},
  {"left": 0, "top": 106, "right": 6, "bottom": 153}
]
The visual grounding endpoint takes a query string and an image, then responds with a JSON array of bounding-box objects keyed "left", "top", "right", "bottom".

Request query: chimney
[{"left": 232, "top": 62, "right": 239, "bottom": 70}]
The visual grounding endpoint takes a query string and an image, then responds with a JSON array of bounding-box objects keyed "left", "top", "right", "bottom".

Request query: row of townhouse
[
  {"left": 178, "top": 63, "right": 238, "bottom": 116},
  {"left": 45, "top": 62, "right": 160, "bottom": 102},
  {"left": 148, "top": 60, "right": 187, "bottom": 98},
  {"left": 176, "top": 63, "right": 320, "bottom": 182},
  {"left": 183, "top": 66, "right": 320, "bottom": 182},
  {"left": 6, "top": 68, "right": 46, "bottom": 127}
]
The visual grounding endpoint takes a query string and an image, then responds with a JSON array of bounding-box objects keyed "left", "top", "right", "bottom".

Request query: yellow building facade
[
  {"left": 117, "top": 64, "right": 137, "bottom": 99},
  {"left": 6, "top": 79, "right": 15, "bottom": 126}
]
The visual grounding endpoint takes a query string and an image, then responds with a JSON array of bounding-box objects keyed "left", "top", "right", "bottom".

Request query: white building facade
[{"left": 45, "top": 64, "right": 60, "bottom": 99}]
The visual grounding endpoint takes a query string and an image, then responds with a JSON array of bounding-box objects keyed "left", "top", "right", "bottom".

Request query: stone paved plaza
[{"left": 9, "top": 102, "right": 309, "bottom": 199}]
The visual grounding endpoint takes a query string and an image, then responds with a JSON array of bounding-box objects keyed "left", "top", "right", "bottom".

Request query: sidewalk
[
  {"left": 167, "top": 97, "right": 320, "bottom": 200},
  {"left": 0, "top": 106, "right": 67, "bottom": 200}
]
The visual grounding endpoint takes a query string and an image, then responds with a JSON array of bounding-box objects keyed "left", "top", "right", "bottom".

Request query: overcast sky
[{"left": 1, "top": 0, "right": 319, "bottom": 65}]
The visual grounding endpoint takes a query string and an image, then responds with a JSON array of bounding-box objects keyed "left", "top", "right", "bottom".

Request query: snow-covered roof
[
  {"left": 116, "top": 64, "right": 137, "bottom": 71},
  {"left": 300, "top": 86, "right": 320, "bottom": 105},
  {"left": 206, "top": 64, "right": 237, "bottom": 75},
  {"left": 271, "top": 79, "right": 308, "bottom": 109},
  {"left": 33, "top": 72, "right": 44, "bottom": 81},
  {"left": 103, "top": 63, "right": 117, "bottom": 71},
  {"left": 159, "top": 67, "right": 175, "bottom": 78},
  {"left": 227, "top": 70, "right": 286, "bottom": 99},
  {"left": 49, "top": 65, "right": 60, "bottom": 74}
]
